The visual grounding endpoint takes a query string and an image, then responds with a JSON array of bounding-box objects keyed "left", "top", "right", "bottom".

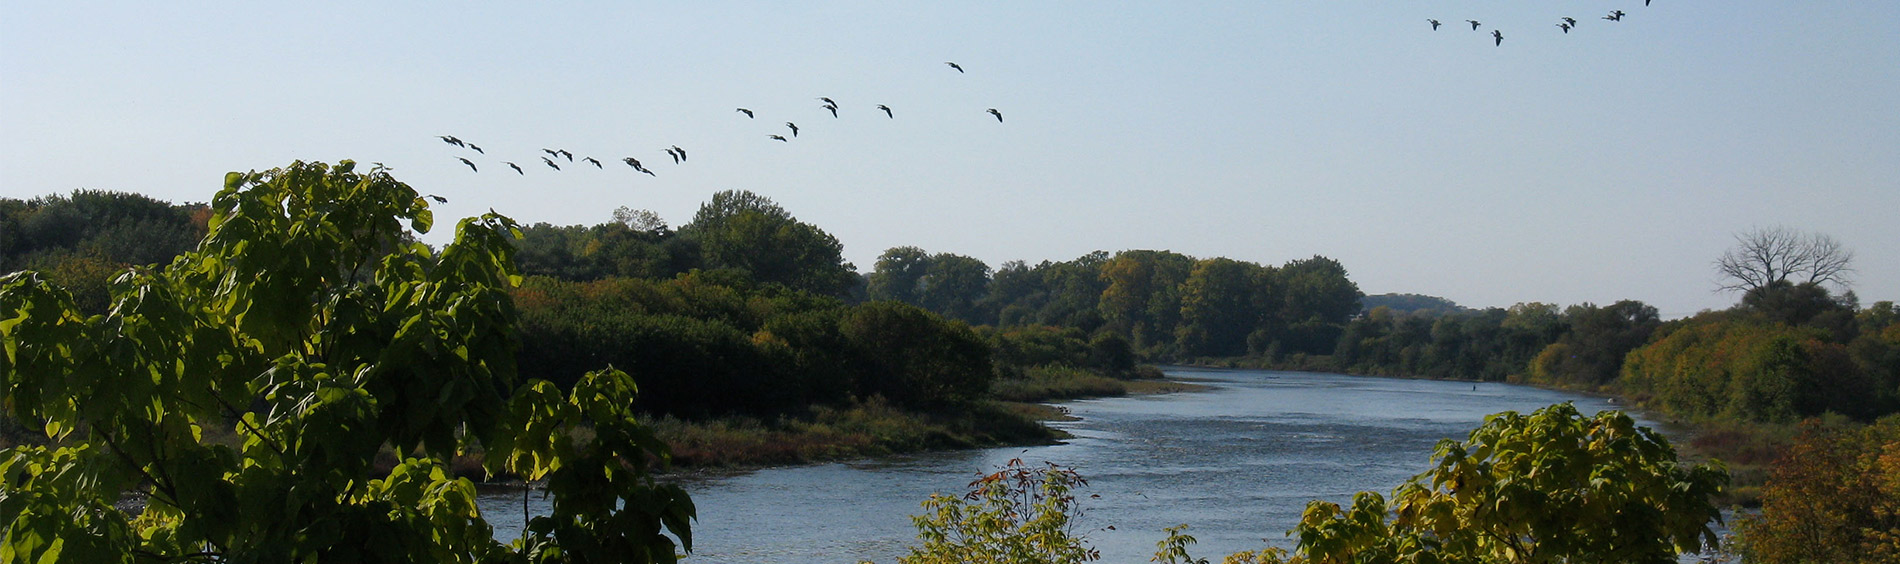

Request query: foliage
[
  {"left": 0, "top": 161, "right": 690, "bottom": 563},
  {"left": 679, "top": 190, "right": 857, "bottom": 297},
  {"left": 1621, "top": 316, "right": 1887, "bottom": 423},
  {"left": 0, "top": 190, "right": 208, "bottom": 314},
  {"left": 899, "top": 459, "right": 1100, "bottom": 564},
  {"left": 1733, "top": 416, "right": 1900, "bottom": 563}
]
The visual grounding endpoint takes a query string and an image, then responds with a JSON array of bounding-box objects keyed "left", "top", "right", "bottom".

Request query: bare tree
[{"left": 1715, "top": 226, "right": 1855, "bottom": 293}]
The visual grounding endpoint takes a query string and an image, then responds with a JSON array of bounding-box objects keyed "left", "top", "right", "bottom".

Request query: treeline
[{"left": 0, "top": 190, "right": 207, "bottom": 313}]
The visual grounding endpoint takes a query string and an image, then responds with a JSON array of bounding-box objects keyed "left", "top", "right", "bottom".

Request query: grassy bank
[{"left": 645, "top": 398, "right": 1060, "bottom": 469}]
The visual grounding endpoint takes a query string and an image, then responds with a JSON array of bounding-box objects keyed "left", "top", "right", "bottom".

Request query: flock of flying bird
[
  {"left": 1429, "top": 1, "right": 1654, "bottom": 46},
  {"left": 434, "top": 61, "right": 1004, "bottom": 186}
]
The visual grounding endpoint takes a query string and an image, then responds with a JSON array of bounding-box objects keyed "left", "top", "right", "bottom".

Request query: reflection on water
[{"left": 478, "top": 368, "right": 1646, "bottom": 563}]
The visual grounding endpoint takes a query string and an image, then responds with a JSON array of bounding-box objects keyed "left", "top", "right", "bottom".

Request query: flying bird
[
  {"left": 818, "top": 97, "right": 836, "bottom": 106},
  {"left": 558, "top": 149, "right": 573, "bottom": 162},
  {"left": 1562, "top": 17, "right": 1577, "bottom": 26},
  {"left": 623, "top": 158, "right": 655, "bottom": 176},
  {"left": 823, "top": 103, "right": 838, "bottom": 118},
  {"left": 1604, "top": 11, "right": 1624, "bottom": 21},
  {"left": 505, "top": 162, "right": 523, "bottom": 175},
  {"left": 427, "top": 194, "right": 448, "bottom": 203},
  {"left": 457, "top": 157, "right": 477, "bottom": 172},
  {"left": 986, "top": 108, "right": 1003, "bottom": 122},
  {"left": 768, "top": 134, "right": 788, "bottom": 142},
  {"left": 671, "top": 145, "right": 686, "bottom": 161},
  {"left": 945, "top": 61, "right": 963, "bottom": 73},
  {"left": 786, "top": 122, "right": 799, "bottom": 137},
  {"left": 468, "top": 143, "right": 484, "bottom": 154},
  {"left": 438, "top": 135, "right": 464, "bottom": 147},
  {"left": 736, "top": 108, "right": 754, "bottom": 118},
  {"left": 1645, "top": 0, "right": 1652, "bottom": 6},
  {"left": 584, "top": 157, "right": 602, "bottom": 168},
  {"left": 542, "top": 157, "right": 560, "bottom": 170},
  {"left": 665, "top": 147, "right": 680, "bottom": 164},
  {"left": 1558, "top": 22, "right": 1571, "bottom": 33},
  {"left": 1492, "top": 29, "right": 1503, "bottom": 45},
  {"left": 1467, "top": 20, "right": 1481, "bottom": 30},
  {"left": 1428, "top": 19, "right": 1441, "bottom": 30},
  {"left": 877, "top": 104, "right": 893, "bottom": 118},
  {"left": 542, "top": 149, "right": 560, "bottom": 158}
]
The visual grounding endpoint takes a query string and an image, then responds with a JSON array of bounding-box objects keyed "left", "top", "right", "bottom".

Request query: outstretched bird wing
[
  {"left": 987, "top": 108, "right": 1003, "bottom": 122},
  {"left": 737, "top": 108, "right": 754, "bottom": 118},
  {"left": 458, "top": 157, "right": 477, "bottom": 172},
  {"left": 945, "top": 62, "right": 963, "bottom": 72},
  {"left": 506, "top": 162, "right": 523, "bottom": 175}
]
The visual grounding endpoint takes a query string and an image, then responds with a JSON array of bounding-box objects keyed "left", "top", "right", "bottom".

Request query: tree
[
  {"left": 0, "top": 161, "right": 692, "bottom": 563},
  {"left": 869, "top": 246, "right": 932, "bottom": 305},
  {"left": 898, "top": 459, "right": 1100, "bottom": 564},
  {"left": 1716, "top": 226, "right": 1855, "bottom": 294},
  {"left": 680, "top": 190, "right": 856, "bottom": 296},
  {"left": 1241, "top": 404, "right": 1726, "bottom": 564},
  {"left": 1735, "top": 416, "right": 1900, "bottom": 563}
]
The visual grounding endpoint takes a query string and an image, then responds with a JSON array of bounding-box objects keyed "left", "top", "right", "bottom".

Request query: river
[{"left": 477, "top": 368, "right": 1665, "bottom": 563}]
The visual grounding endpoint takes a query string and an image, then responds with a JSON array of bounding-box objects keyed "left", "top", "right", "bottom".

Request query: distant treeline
[{"left": 0, "top": 190, "right": 207, "bottom": 313}]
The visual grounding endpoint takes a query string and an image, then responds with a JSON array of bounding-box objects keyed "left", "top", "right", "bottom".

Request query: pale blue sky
[{"left": 4, "top": 1, "right": 1896, "bottom": 317}]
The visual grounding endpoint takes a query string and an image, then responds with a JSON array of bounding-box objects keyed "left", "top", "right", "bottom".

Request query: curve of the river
[{"left": 478, "top": 368, "right": 1658, "bottom": 563}]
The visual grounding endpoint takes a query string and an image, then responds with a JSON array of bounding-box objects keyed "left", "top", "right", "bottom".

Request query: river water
[{"left": 477, "top": 368, "right": 1661, "bottom": 563}]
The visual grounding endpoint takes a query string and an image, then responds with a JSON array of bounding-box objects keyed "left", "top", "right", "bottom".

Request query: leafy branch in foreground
[{"left": 0, "top": 160, "right": 691, "bottom": 563}]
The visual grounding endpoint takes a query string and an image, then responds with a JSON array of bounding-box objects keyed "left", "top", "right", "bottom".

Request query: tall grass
[
  {"left": 989, "top": 365, "right": 1127, "bottom": 403},
  {"left": 645, "top": 397, "right": 1057, "bottom": 468}
]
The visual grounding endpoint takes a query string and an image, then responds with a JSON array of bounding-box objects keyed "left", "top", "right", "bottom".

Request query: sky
[{"left": 4, "top": 1, "right": 1896, "bottom": 318}]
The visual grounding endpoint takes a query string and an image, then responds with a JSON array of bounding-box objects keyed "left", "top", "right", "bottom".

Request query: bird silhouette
[
  {"left": 823, "top": 103, "right": 838, "bottom": 118},
  {"left": 505, "top": 162, "right": 523, "bottom": 175},
  {"left": 1558, "top": 22, "right": 1571, "bottom": 33},
  {"left": 818, "top": 97, "right": 836, "bottom": 106},
  {"left": 665, "top": 148, "right": 680, "bottom": 164},
  {"left": 877, "top": 104, "right": 893, "bottom": 118},
  {"left": 1645, "top": 0, "right": 1652, "bottom": 6},
  {"left": 542, "top": 148, "right": 559, "bottom": 158},
  {"left": 584, "top": 157, "right": 602, "bottom": 168},
  {"left": 558, "top": 149, "right": 573, "bottom": 162},
  {"left": 987, "top": 108, "right": 1003, "bottom": 122},
  {"left": 1604, "top": 11, "right": 1624, "bottom": 21},
  {"left": 1467, "top": 20, "right": 1481, "bottom": 30},
  {"left": 427, "top": 194, "right": 448, "bottom": 203},
  {"left": 1492, "top": 29, "right": 1503, "bottom": 45},
  {"left": 736, "top": 108, "right": 754, "bottom": 118},
  {"left": 768, "top": 134, "right": 788, "bottom": 142},
  {"left": 672, "top": 145, "right": 686, "bottom": 161},
  {"left": 457, "top": 157, "right": 477, "bottom": 172},
  {"left": 786, "top": 122, "right": 799, "bottom": 137},
  {"left": 542, "top": 157, "right": 560, "bottom": 170},
  {"left": 945, "top": 61, "right": 963, "bottom": 73},
  {"left": 438, "top": 135, "right": 464, "bottom": 147},
  {"left": 1562, "top": 17, "right": 1577, "bottom": 26},
  {"left": 622, "top": 156, "right": 643, "bottom": 169},
  {"left": 1428, "top": 19, "right": 1441, "bottom": 30},
  {"left": 468, "top": 143, "right": 484, "bottom": 154}
]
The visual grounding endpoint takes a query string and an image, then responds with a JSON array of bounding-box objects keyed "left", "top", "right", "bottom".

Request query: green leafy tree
[
  {"left": 869, "top": 246, "right": 932, "bottom": 305},
  {"left": 1176, "top": 258, "right": 1263, "bottom": 357},
  {"left": 680, "top": 190, "right": 855, "bottom": 296},
  {"left": 917, "top": 253, "right": 991, "bottom": 324},
  {"left": 898, "top": 459, "right": 1100, "bottom": 564},
  {"left": 0, "top": 161, "right": 691, "bottom": 563}
]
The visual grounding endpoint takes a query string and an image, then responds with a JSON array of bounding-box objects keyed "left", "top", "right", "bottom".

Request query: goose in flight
[
  {"left": 505, "top": 162, "right": 523, "bottom": 175},
  {"left": 1604, "top": 11, "right": 1624, "bottom": 21},
  {"left": 769, "top": 134, "right": 788, "bottom": 142},
  {"left": 736, "top": 108, "right": 754, "bottom": 118},
  {"left": 877, "top": 104, "right": 893, "bottom": 118},
  {"left": 1428, "top": 19, "right": 1441, "bottom": 30},
  {"left": 665, "top": 147, "right": 681, "bottom": 164},
  {"left": 823, "top": 102, "right": 838, "bottom": 118},
  {"left": 786, "top": 122, "right": 799, "bottom": 137},
  {"left": 558, "top": 149, "right": 573, "bottom": 162},
  {"left": 468, "top": 143, "right": 484, "bottom": 154},
  {"left": 1467, "top": 20, "right": 1481, "bottom": 30},
  {"left": 945, "top": 61, "right": 963, "bottom": 73},
  {"left": 427, "top": 194, "right": 448, "bottom": 203},
  {"left": 818, "top": 97, "right": 836, "bottom": 106},
  {"left": 1492, "top": 29, "right": 1503, "bottom": 45},
  {"left": 1562, "top": 17, "right": 1577, "bottom": 26},
  {"left": 672, "top": 145, "right": 687, "bottom": 161},
  {"left": 542, "top": 157, "right": 561, "bottom": 170},
  {"left": 1558, "top": 22, "right": 1571, "bottom": 33},
  {"left": 987, "top": 108, "right": 1003, "bottom": 122},
  {"left": 584, "top": 157, "right": 602, "bottom": 168},
  {"left": 542, "top": 148, "right": 560, "bottom": 158},
  {"left": 438, "top": 135, "right": 464, "bottom": 147},
  {"left": 457, "top": 157, "right": 477, "bottom": 172},
  {"left": 623, "top": 157, "right": 655, "bottom": 176}
]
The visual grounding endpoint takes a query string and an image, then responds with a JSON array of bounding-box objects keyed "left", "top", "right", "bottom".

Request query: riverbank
[{"left": 641, "top": 366, "right": 1208, "bottom": 472}]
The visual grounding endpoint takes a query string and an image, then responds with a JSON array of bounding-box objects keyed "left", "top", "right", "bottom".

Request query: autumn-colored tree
[{"left": 1735, "top": 416, "right": 1900, "bottom": 563}]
